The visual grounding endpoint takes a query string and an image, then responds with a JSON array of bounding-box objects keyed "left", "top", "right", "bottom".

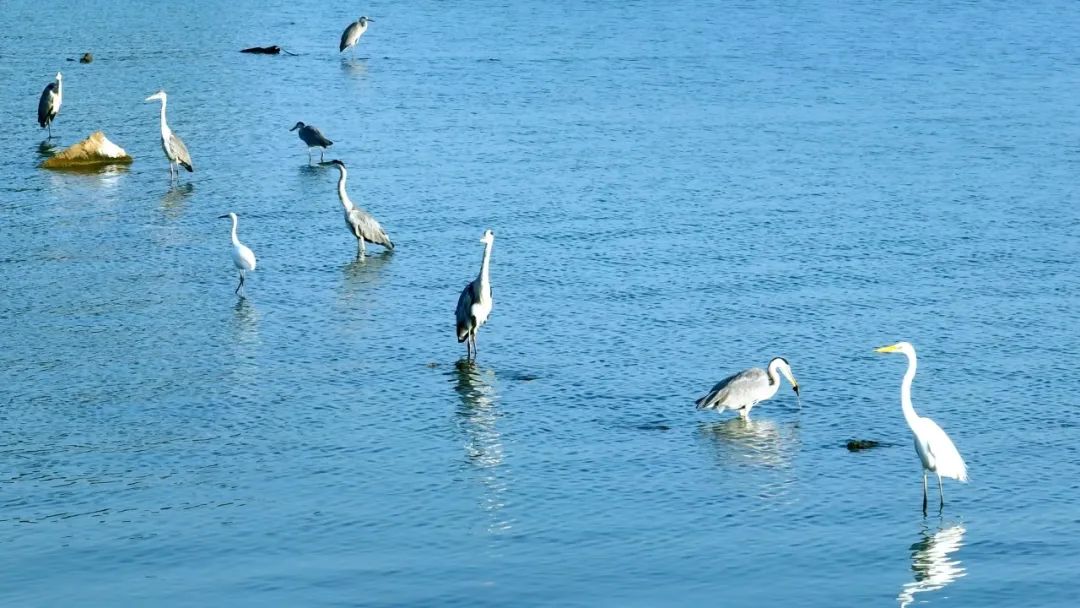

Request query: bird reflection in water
[
  {"left": 232, "top": 296, "right": 260, "bottom": 346},
  {"left": 452, "top": 359, "right": 512, "bottom": 534},
  {"left": 161, "top": 182, "right": 194, "bottom": 216},
  {"left": 697, "top": 417, "right": 800, "bottom": 469},
  {"left": 897, "top": 524, "right": 967, "bottom": 607},
  {"left": 341, "top": 57, "right": 369, "bottom": 77},
  {"left": 339, "top": 251, "right": 393, "bottom": 304}
]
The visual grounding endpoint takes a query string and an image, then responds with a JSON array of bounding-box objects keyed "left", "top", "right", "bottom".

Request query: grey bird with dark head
[
  {"left": 290, "top": 122, "right": 333, "bottom": 164},
  {"left": 455, "top": 230, "right": 495, "bottom": 361},
  {"left": 340, "top": 16, "right": 374, "bottom": 54},
  {"left": 37, "top": 72, "right": 63, "bottom": 139},
  {"left": 328, "top": 160, "right": 393, "bottom": 258},
  {"left": 695, "top": 357, "right": 800, "bottom": 418},
  {"left": 145, "top": 90, "right": 194, "bottom": 181}
]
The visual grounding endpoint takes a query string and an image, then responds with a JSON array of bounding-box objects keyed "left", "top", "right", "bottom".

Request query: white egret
[
  {"left": 695, "top": 357, "right": 799, "bottom": 418},
  {"left": 145, "top": 90, "right": 194, "bottom": 181},
  {"left": 218, "top": 212, "right": 257, "bottom": 296},
  {"left": 875, "top": 341, "right": 968, "bottom": 512},
  {"left": 37, "top": 72, "right": 63, "bottom": 139},
  {"left": 289, "top": 122, "right": 333, "bottom": 164},
  {"left": 455, "top": 230, "right": 495, "bottom": 361},
  {"left": 327, "top": 160, "right": 394, "bottom": 258},
  {"left": 340, "top": 17, "right": 374, "bottom": 54}
]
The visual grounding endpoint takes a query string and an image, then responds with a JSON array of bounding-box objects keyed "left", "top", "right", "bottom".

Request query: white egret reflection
[
  {"left": 453, "top": 360, "right": 513, "bottom": 534},
  {"left": 897, "top": 524, "right": 967, "bottom": 607}
]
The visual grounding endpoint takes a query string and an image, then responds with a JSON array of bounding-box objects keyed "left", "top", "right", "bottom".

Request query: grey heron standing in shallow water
[
  {"left": 340, "top": 16, "right": 374, "bottom": 54},
  {"left": 328, "top": 160, "right": 394, "bottom": 258},
  {"left": 37, "top": 72, "right": 63, "bottom": 139},
  {"left": 290, "top": 122, "right": 333, "bottom": 164},
  {"left": 218, "top": 212, "right": 257, "bottom": 296},
  {"left": 455, "top": 230, "right": 495, "bottom": 361},
  {"left": 145, "top": 90, "right": 193, "bottom": 182},
  {"left": 695, "top": 357, "right": 800, "bottom": 418}
]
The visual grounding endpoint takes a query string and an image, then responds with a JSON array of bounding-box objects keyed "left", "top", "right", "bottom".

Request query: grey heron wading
[
  {"left": 695, "top": 357, "right": 800, "bottom": 418},
  {"left": 455, "top": 230, "right": 495, "bottom": 361},
  {"left": 290, "top": 122, "right": 333, "bottom": 164},
  {"left": 329, "top": 160, "right": 394, "bottom": 258},
  {"left": 218, "top": 212, "right": 257, "bottom": 296},
  {"left": 37, "top": 72, "right": 63, "bottom": 139},
  {"left": 340, "top": 16, "right": 374, "bottom": 54},
  {"left": 145, "top": 90, "right": 193, "bottom": 181}
]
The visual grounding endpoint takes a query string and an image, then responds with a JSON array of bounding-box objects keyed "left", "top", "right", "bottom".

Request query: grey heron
[
  {"left": 695, "top": 357, "right": 800, "bottom": 418},
  {"left": 145, "top": 90, "right": 193, "bottom": 181},
  {"left": 340, "top": 16, "right": 374, "bottom": 54},
  {"left": 37, "top": 72, "right": 63, "bottom": 139},
  {"left": 875, "top": 342, "right": 967, "bottom": 512},
  {"left": 328, "top": 160, "right": 394, "bottom": 257},
  {"left": 289, "top": 122, "right": 333, "bottom": 164},
  {"left": 218, "top": 212, "right": 257, "bottom": 296},
  {"left": 455, "top": 230, "right": 495, "bottom": 361}
]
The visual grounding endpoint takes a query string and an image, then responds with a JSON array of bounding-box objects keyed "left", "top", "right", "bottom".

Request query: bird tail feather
[{"left": 180, "top": 161, "right": 194, "bottom": 172}]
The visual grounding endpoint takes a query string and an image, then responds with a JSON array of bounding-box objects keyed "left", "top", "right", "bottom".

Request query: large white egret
[
  {"left": 695, "top": 357, "right": 799, "bottom": 418},
  {"left": 218, "top": 212, "right": 257, "bottom": 296},
  {"left": 875, "top": 342, "right": 968, "bottom": 512},
  {"left": 37, "top": 72, "right": 63, "bottom": 139},
  {"left": 455, "top": 230, "right": 495, "bottom": 361}
]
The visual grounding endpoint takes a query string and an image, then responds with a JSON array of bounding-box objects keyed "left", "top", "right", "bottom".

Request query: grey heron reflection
[
  {"left": 897, "top": 524, "right": 966, "bottom": 607},
  {"left": 452, "top": 360, "right": 512, "bottom": 534},
  {"left": 697, "top": 417, "right": 800, "bottom": 469}
]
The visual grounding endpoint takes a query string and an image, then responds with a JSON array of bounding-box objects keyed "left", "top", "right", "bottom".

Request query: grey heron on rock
[
  {"left": 37, "top": 72, "right": 63, "bottom": 139},
  {"left": 455, "top": 230, "right": 495, "bottom": 361},
  {"left": 695, "top": 357, "right": 800, "bottom": 418},
  {"left": 290, "top": 122, "right": 333, "bottom": 164},
  {"left": 145, "top": 90, "right": 193, "bottom": 182},
  {"left": 218, "top": 212, "right": 257, "bottom": 297},
  {"left": 340, "top": 16, "right": 374, "bottom": 54},
  {"left": 328, "top": 160, "right": 394, "bottom": 258}
]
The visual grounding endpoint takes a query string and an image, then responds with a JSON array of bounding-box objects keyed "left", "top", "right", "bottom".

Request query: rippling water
[{"left": 2, "top": 0, "right": 1079, "bottom": 605}]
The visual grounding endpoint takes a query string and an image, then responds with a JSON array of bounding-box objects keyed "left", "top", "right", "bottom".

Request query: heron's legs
[
  {"left": 47, "top": 124, "right": 53, "bottom": 139},
  {"left": 465, "top": 334, "right": 473, "bottom": 361},
  {"left": 937, "top": 474, "right": 945, "bottom": 508},
  {"left": 356, "top": 237, "right": 367, "bottom": 259},
  {"left": 922, "top": 472, "right": 929, "bottom": 514},
  {"left": 235, "top": 270, "right": 245, "bottom": 296},
  {"left": 307, "top": 148, "right": 313, "bottom": 165},
  {"left": 471, "top": 332, "right": 478, "bottom": 359},
  {"left": 320, "top": 149, "right": 325, "bottom": 162}
]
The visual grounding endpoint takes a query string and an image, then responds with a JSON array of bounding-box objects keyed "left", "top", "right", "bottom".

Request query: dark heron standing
[
  {"left": 145, "top": 90, "right": 194, "bottom": 182},
  {"left": 340, "top": 16, "right": 374, "bottom": 54},
  {"left": 328, "top": 160, "right": 393, "bottom": 258},
  {"left": 37, "top": 72, "right": 63, "bottom": 139},
  {"left": 455, "top": 230, "right": 495, "bottom": 361},
  {"left": 290, "top": 122, "right": 333, "bottom": 164}
]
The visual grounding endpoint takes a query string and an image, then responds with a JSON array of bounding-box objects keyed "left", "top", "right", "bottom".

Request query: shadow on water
[
  {"left": 340, "top": 57, "right": 368, "bottom": 77},
  {"left": 161, "top": 182, "right": 194, "bottom": 216},
  {"left": 897, "top": 523, "right": 967, "bottom": 607},
  {"left": 696, "top": 417, "right": 801, "bottom": 469},
  {"left": 338, "top": 251, "right": 393, "bottom": 303},
  {"left": 37, "top": 140, "right": 57, "bottom": 157},
  {"left": 451, "top": 359, "right": 513, "bottom": 534}
]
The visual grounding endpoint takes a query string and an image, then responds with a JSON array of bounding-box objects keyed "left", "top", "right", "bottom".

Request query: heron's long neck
[
  {"left": 765, "top": 361, "right": 784, "bottom": 397},
  {"left": 230, "top": 216, "right": 240, "bottom": 245},
  {"left": 337, "top": 169, "right": 353, "bottom": 211},
  {"left": 56, "top": 78, "right": 63, "bottom": 103},
  {"left": 478, "top": 241, "right": 492, "bottom": 286},
  {"left": 900, "top": 350, "right": 920, "bottom": 428},
  {"left": 158, "top": 100, "right": 170, "bottom": 136}
]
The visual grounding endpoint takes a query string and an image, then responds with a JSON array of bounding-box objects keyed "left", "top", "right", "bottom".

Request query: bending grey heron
[
  {"left": 455, "top": 230, "right": 495, "bottom": 361},
  {"left": 695, "top": 357, "right": 800, "bottom": 418},
  {"left": 145, "top": 90, "right": 193, "bottom": 181},
  {"left": 340, "top": 16, "right": 374, "bottom": 54},
  {"left": 289, "top": 122, "right": 333, "bottom": 164},
  {"left": 37, "top": 72, "right": 63, "bottom": 139},
  {"left": 875, "top": 342, "right": 968, "bottom": 512},
  {"left": 218, "top": 212, "right": 257, "bottom": 296},
  {"left": 328, "top": 160, "right": 394, "bottom": 257}
]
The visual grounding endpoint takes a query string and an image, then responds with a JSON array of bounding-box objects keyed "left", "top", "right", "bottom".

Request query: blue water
[{"left": 1, "top": 1, "right": 1079, "bottom": 605}]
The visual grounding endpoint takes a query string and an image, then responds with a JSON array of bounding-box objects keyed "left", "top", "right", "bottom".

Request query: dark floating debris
[
  {"left": 241, "top": 46, "right": 297, "bottom": 56},
  {"left": 846, "top": 439, "right": 881, "bottom": 452},
  {"left": 80, "top": 53, "right": 93, "bottom": 63}
]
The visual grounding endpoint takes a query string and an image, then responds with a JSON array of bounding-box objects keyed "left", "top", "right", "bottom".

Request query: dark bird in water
[
  {"left": 455, "top": 230, "right": 495, "bottom": 361},
  {"left": 290, "top": 122, "right": 333, "bottom": 164},
  {"left": 37, "top": 72, "right": 63, "bottom": 138}
]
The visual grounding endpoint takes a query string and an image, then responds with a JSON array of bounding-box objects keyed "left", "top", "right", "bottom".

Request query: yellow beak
[{"left": 874, "top": 344, "right": 901, "bottom": 353}]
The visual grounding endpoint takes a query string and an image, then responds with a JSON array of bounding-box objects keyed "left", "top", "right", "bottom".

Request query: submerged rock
[
  {"left": 846, "top": 439, "right": 882, "bottom": 451},
  {"left": 241, "top": 45, "right": 282, "bottom": 54},
  {"left": 80, "top": 53, "right": 93, "bottom": 63},
  {"left": 41, "top": 131, "right": 133, "bottom": 169}
]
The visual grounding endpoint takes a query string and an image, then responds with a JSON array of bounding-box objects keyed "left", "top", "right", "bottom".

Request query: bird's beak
[
  {"left": 217, "top": 214, "right": 229, "bottom": 219},
  {"left": 289, "top": 125, "right": 299, "bottom": 131},
  {"left": 792, "top": 384, "right": 800, "bottom": 396},
  {"left": 368, "top": 18, "right": 375, "bottom": 21},
  {"left": 874, "top": 344, "right": 900, "bottom": 353}
]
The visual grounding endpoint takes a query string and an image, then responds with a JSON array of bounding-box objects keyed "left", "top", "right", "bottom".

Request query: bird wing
[
  {"left": 37, "top": 83, "right": 57, "bottom": 127},
  {"left": 918, "top": 417, "right": 968, "bottom": 482},
  {"left": 348, "top": 208, "right": 393, "bottom": 249},
  {"left": 340, "top": 22, "right": 360, "bottom": 51},
  {"left": 301, "top": 126, "right": 333, "bottom": 147},
  {"left": 170, "top": 132, "right": 194, "bottom": 171},
  {"left": 455, "top": 279, "right": 480, "bottom": 341},
  {"left": 695, "top": 367, "right": 769, "bottom": 410}
]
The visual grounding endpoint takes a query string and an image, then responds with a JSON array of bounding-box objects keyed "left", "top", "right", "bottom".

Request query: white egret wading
[
  {"left": 875, "top": 341, "right": 968, "bottom": 512},
  {"left": 328, "top": 160, "right": 394, "bottom": 258},
  {"left": 340, "top": 17, "right": 374, "bottom": 54},
  {"left": 219, "top": 212, "right": 257, "bottom": 296},
  {"left": 289, "top": 122, "right": 333, "bottom": 164},
  {"left": 695, "top": 357, "right": 800, "bottom": 418},
  {"left": 145, "top": 90, "right": 194, "bottom": 181},
  {"left": 455, "top": 230, "right": 495, "bottom": 361},
  {"left": 37, "top": 72, "right": 63, "bottom": 139}
]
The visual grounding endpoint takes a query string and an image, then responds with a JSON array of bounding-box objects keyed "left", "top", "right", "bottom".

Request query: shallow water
[{"left": 1, "top": 1, "right": 1079, "bottom": 605}]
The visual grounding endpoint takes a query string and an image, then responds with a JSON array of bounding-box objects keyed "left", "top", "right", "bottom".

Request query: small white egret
[
  {"left": 145, "top": 90, "right": 194, "bottom": 181},
  {"left": 455, "top": 230, "right": 495, "bottom": 361},
  {"left": 875, "top": 341, "right": 968, "bottom": 512},
  {"left": 218, "top": 212, "right": 257, "bottom": 296},
  {"left": 340, "top": 16, "right": 374, "bottom": 54},
  {"left": 289, "top": 122, "right": 333, "bottom": 164},
  {"left": 695, "top": 357, "right": 800, "bottom": 418},
  {"left": 328, "top": 160, "right": 394, "bottom": 258},
  {"left": 37, "top": 72, "right": 63, "bottom": 139}
]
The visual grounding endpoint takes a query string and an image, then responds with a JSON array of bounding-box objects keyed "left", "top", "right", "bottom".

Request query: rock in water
[
  {"left": 41, "top": 131, "right": 133, "bottom": 169},
  {"left": 80, "top": 53, "right": 93, "bottom": 63}
]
